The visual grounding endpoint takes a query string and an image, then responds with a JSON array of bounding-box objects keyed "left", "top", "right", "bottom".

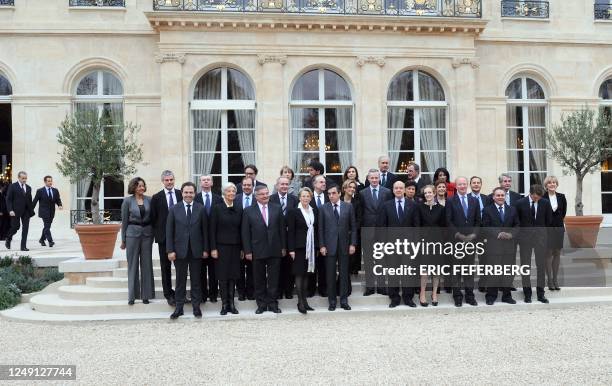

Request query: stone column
[{"left": 451, "top": 57, "right": 479, "bottom": 179}]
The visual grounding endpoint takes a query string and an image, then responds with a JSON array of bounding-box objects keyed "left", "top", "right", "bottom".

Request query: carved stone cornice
[
  {"left": 451, "top": 56, "right": 479, "bottom": 69},
  {"left": 257, "top": 54, "right": 288, "bottom": 65},
  {"left": 155, "top": 52, "right": 186, "bottom": 64},
  {"left": 356, "top": 56, "right": 385, "bottom": 67}
]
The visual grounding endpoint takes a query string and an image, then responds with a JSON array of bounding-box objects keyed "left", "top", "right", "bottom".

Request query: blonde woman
[{"left": 544, "top": 176, "right": 567, "bottom": 291}]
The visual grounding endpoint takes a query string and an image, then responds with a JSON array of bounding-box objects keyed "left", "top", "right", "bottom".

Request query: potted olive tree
[
  {"left": 56, "top": 111, "right": 143, "bottom": 259},
  {"left": 547, "top": 107, "right": 612, "bottom": 248}
]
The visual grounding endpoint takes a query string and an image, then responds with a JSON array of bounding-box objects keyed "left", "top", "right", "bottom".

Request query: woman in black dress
[
  {"left": 416, "top": 185, "right": 446, "bottom": 306},
  {"left": 210, "top": 182, "right": 242, "bottom": 315},
  {"left": 343, "top": 165, "right": 366, "bottom": 191},
  {"left": 342, "top": 179, "right": 362, "bottom": 277},
  {"left": 544, "top": 176, "right": 567, "bottom": 291},
  {"left": 287, "top": 187, "right": 318, "bottom": 314}
]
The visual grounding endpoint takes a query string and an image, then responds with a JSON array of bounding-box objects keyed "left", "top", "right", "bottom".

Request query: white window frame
[{"left": 600, "top": 79, "right": 612, "bottom": 222}]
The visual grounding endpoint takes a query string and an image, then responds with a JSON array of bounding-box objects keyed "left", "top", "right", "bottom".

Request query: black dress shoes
[
  {"left": 21, "top": 248, "right": 29, "bottom": 252},
  {"left": 49, "top": 242, "right": 55, "bottom": 247},
  {"left": 142, "top": 299, "right": 149, "bottom": 304},
  {"left": 170, "top": 309, "right": 184, "bottom": 319},
  {"left": 285, "top": 293, "right": 294, "bottom": 299},
  {"left": 128, "top": 300, "right": 135, "bottom": 305},
  {"left": 304, "top": 303, "right": 314, "bottom": 311},
  {"left": 363, "top": 288, "right": 375, "bottom": 296},
  {"left": 229, "top": 305, "right": 239, "bottom": 314},
  {"left": 298, "top": 303, "right": 307, "bottom": 314},
  {"left": 328, "top": 304, "right": 336, "bottom": 311},
  {"left": 269, "top": 306, "right": 282, "bottom": 313},
  {"left": 193, "top": 307, "right": 202, "bottom": 318},
  {"left": 454, "top": 299, "right": 463, "bottom": 307},
  {"left": 485, "top": 299, "right": 495, "bottom": 305},
  {"left": 524, "top": 296, "right": 532, "bottom": 303},
  {"left": 5, "top": 239, "right": 10, "bottom": 249},
  {"left": 537, "top": 295, "right": 549, "bottom": 304},
  {"left": 255, "top": 306, "right": 266, "bottom": 314},
  {"left": 466, "top": 298, "right": 478, "bottom": 306},
  {"left": 389, "top": 300, "right": 400, "bottom": 308},
  {"left": 39, "top": 240, "right": 46, "bottom": 247},
  {"left": 340, "top": 303, "right": 351, "bottom": 310},
  {"left": 220, "top": 306, "right": 228, "bottom": 316},
  {"left": 501, "top": 297, "right": 516, "bottom": 304},
  {"left": 404, "top": 299, "right": 417, "bottom": 308},
  {"left": 166, "top": 298, "right": 176, "bottom": 307},
  {"left": 238, "top": 294, "right": 246, "bottom": 301}
]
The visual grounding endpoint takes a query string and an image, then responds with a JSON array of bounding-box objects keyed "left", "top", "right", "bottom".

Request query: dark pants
[
  {"left": 253, "top": 256, "right": 280, "bottom": 309},
  {"left": 8, "top": 213, "right": 30, "bottom": 249},
  {"left": 157, "top": 242, "right": 175, "bottom": 301},
  {"left": 326, "top": 254, "right": 349, "bottom": 305},
  {"left": 452, "top": 253, "right": 476, "bottom": 302},
  {"left": 39, "top": 216, "right": 54, "bottom": 243},
  {"left": 174, "top": 250, "right": 202, "bottom": 310},
  {"left": 278, "top": 255, "right": 295, "bottom": 298},
  {"left": 308, "top": 251, "right": 327, "bottom": 297},
  {"left": 219, "top": 279, "right": 236, "bottom": 308},
  {"left": 519, "top": 240, "right": 547, "bottom": 296},
  {"left": 388, "top": 286, "right": 415, "bottom": 303},
  {"left": 201, "top": 257, "right": 218, "bottom": 301},
  {"left": 238, "top": 259, "right": 254, "bottom": 299},
  {"left": 486, "top": 252, "right": 515, "bottom": 302}
]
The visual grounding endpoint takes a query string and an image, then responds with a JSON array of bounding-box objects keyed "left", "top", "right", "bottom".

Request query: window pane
[
  {"left": 292, "top": 130, "right": 319, "bottom": 152},
  {"left": 325, "top": 108, "right": 352, "bottom": 129},
  {"left": 75, "top": 102, "right": 98, "bottom": 116},
  {"left": 325, "top": 152, "right": 349, "bottom": 175},
  {"left": 194, "top": 153, "right": 221, "bottom": 175},
  {"left": 228, "top": 130, "right": 255, "bottom": 152},
  {"left": 102, "top": 72, "right": 123, "bottom": 96},
  {"left": 227, "top": 69, "right": 254, "bottom": 100},
  {"left": 505, "top": 78, "right": 522, "bottom": 99},
  {"left": 528, "top": 106, "right": 546, "bottom": 127},
  {"left": 0, "top": 75, "right": 11, "bottom": 96},
  {"left": 194, "top": 130, "right": 221, "bottom": 152},
  {"left": 420, "top": 152, "right": 446, "bottom": 174},
  {"left": 325, "top": 130, "right": 352, "bottom": 152},
  {"left": 103, "top": 176, "right": 124, "bottom": 198},
  {"left": 390, "top": 152, "right": 416, "bottom": 173},
  {"left": 292, "top": 70, "right": 318, "bottom": 100},
  {"left": 507, "top": 172, "right": 525, "bottom": 195},
  {"left": 292, "top": 152, "right": 319, "bottom": 175},
  {"left": 529, "top": 172, "right": 547, "bottom": 186},
  {"left": 387, "top": 71, "right": 414, "bottom": 101},
  {"left": 506, "top": 105, "right": 523, "bottom": 127},
  {"left": 528, "top": 128, "right": 546, "bottom": 149},
  {"left": 600, "top": 79, "right": 612, "bottom": 100},
  {"left": 420, "top": 130, "right": 446, "bottom": 150},
  {"left": 507, "top": 150, "right": 525, "bottom": 171},
  {"left": 529, "top": 150, "right": 547, "bottom": 171},
  {"left": 192, "top": 110, "right": 222, "bottom": 129},
  {"left": 526, "top": 78, "right": 545, "bottom": 99},
  {"left": 77, "top": 72, "right": 98, "bottom": 95},
  {"left": 228, "top": 110, "right": 255, "bottom": 129},
  {"left": 101, "top": 103, "right": 123, "bottom": 126},
  {"left": 324, "top": 70, "right": 351, "bottom": 100},
  {"left": 194, "top": 68, "right": 222, "bottom": 100},
  {"left": 418, "top": 71, "right": 445, "bottom": 101},
  {"left": 291, "top": 108, "right": 319, "bottom": 129},
  {"left": 228, "top": 153, "right": 246, "bottom": 174},
  {"left": 507, "top": 128, "right": 524, "bottom": 149},
  {"left": 420, "top": 108, "right": 446, "bottom": 128},
  {"left": 103, "top": 199, "right": 123, "bottom": 221},
  {"left": 387, "top": 108, "right": 414, "bottom": 129},
  {"left": 603, "top": 193, "right": 612, "bottom": 214},
  {"left": 602, "top": 156, "right": 612, "bottom": 191}
]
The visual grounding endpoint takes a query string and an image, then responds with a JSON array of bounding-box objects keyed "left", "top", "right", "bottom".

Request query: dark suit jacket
[
  {"left": 6, "top": 182, "right": 34, "bottom": 218},
  {"left": 269, "top": 192, "right": 298, "bottom": 216},
  {"left": 32, "top": 187, "right": 62, "bottom": 219},
  {"left": 481, "top": 203, "right": 520, "bottom": 255},
  {"left": 209, "top": 203, "right": 242, "bottom": 248},
  {"left": 360, "top": 185, "right": 393, "bottom": 227},
  {"left": 150, "top": 188, "right": 182, "bottom": 244},
  {"left": 287, "top": 206, "right": 318, "bottom": 251},
  {"left": 165, "top": 201, "right": 208, "bottom": 259},
  {"left": 194, "top": 191, "right": 223, "bottom": 218},
  {"left": 236, "top": 180, "right": 267, "bottom": 194},
  {"left": 241, "top": 202, "right": 286, "bottom": 259},
  {"left": 549, "top": 192, "right": 567, "bottom": 228},
  {"left": 364, "top": 171, "right": 398, "bottom": 190},
  {"left": 516, "top": 197, "right": 553, "bottom": 228},
  {"left": 234, "top": 193, "right": 257, "bottom": 211},
  {"left": 310, "top": 190, "right": 329, "bottom": 210},
  {"left": 408, "top": 175, "right": 432, "bottom": 197},
  {"left": 377, "top": 198, "right": 417, "bottom": 227},
  {"left": 318, "top": 201, "right": 357, "bottom": 257},
  {"left": 446, "top": 194, "right": 481, "bottom": 238}
]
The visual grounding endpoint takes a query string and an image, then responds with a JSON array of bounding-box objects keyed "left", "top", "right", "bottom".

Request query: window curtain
[
  {"left": 506, "top": 105, "right": 520, "bottom": 172},
  {"left": 290, "top": 108, "right": 306, "bottom": 174},
  {"left": 336, "top": 108, "right": 352, "bottom": 172},
  {"left": 192, "top": 74, "right": 222, "bottom": 176},
  {"left": 528, "top": 106, "right": 546, "bottom": 173},
  {"left": 387, "top": 73, "right": 411, "bottom": 173},
  {"left": 228, "top": 71, "right": 256, "bottom": 166},
  {"left": 103, "top": 72, "right": 123, "bottom": 96},
  {"left": 419, "top": 108, "right": 446, "bottom": 172}
]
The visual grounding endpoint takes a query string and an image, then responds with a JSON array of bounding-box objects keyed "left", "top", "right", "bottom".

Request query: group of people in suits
[
  {"left": 119, "top": 157, "right": 567, "bottom": 318},
  {"left": 2, "top": 172, "right": 63, "bottom": 251}
]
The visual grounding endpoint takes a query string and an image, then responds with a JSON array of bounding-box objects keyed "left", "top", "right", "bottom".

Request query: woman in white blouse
[
  {"left": 287, "top": 187, "right": 318, "bottom": 314},
  {"left": 544, "top": 176, "right": 567, "bottom": 291}
]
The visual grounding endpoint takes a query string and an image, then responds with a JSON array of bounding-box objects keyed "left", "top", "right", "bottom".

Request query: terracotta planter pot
[
  {"left": 74, "top": 224, "right": 121, "bottom": 260},
  {"left": 564, "top": 215, "right": 603, "bottom": 248}
]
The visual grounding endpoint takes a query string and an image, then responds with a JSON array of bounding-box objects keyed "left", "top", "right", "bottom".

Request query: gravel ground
[{"left": 1, "top": 305, "right": 611, "bottom": 385}]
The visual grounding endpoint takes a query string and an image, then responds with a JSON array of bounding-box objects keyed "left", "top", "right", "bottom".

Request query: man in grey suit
[
  {"left": 241, "top": 185, "right": 286, "bottom": 314},
  {"left": 166, "top": 181, "right": 209, "bottom": 319},
  {"left": 360, "top": 168, "right": 393, "bottom": 296},
  {"left": 319, "top": 185, "right": 357, "bottom": 311}
]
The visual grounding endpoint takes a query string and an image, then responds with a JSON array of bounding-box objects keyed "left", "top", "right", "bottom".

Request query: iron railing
[
  {"left": 0, "top": 0, "right": 14, "bottom": 6},
  {"left": 70, "top": 209, "right": 122, "bottom": 228},
  {"left": 69, "top": 0, "right": 126, "bottom": 6},
  {"left": 153, "top": 0, "right": 482, "bottom": 17},
  {"left": 501, "top": 0, "right": 549, "bottom": 18},
  {"left": 594, "top": 2, "right": 611, "bottom": 20}
]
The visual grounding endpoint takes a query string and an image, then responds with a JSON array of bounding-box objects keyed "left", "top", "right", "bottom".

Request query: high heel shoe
[
  {"left": 298, "top": 302, "right": 307, "bottom": 314},
  {"left": 431, "top": 297, "right": 438, "bottom": 306},
  {"left": 305, "top": 302, "right": 314, "bottom": 311},
  {"left": 419, "top": 298, "right": 428, "bottom": 307}
]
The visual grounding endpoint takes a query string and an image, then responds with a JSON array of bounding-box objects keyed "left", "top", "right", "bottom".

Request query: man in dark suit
[
  {"left": 516, "top": 184, "right": 553, "bottom": 304},
  {"left": 364, "top": 156, "right": 397, "bottom": 190},
  {"left": 302, "top": 161, "right": 335, "bottom": 192},
  {"left": 470, "top": 175, "right": 493, "bottom": 292},
  {"left": 5, "top": 171, "right": 35, "bottom": 251},
  {"left": 194, "top": 174, "right": 223, "bottom": 303},
  {"left": 446, "top": 176, "right": 481, "bottom": 307},
  {"left": 491, "top": 173, "right": 523, "bottom": 206},
  {"left": 32, "top": 175, "right": 63, "bottom": 247},
  {"left": 377, "top": 181, "right": 418, "bottom": 307},
  {"left": 236, "top": 164, "right": 267, "bottom": 194},
  {"left": 360, "top": 168, "right": 393, "bottom": 296},
  {"left": 406, "top": 163, "right": 431, "bottom": 198},
  {"left": 166, "top": 181, "right": 208, "bottom": 319},
  {"left": 319, "top": 185, "right": 357, "bottom": 311},
  {"left": 481, "top": 187, "right": 520, "bottom": 305},
  {"left": 150, "top": 170, "right": 182, "bottom": 306},
  {"left": 270, "top": 176, "right": 298, "bottom": 299},
  {"left": 241, "top": 185, "right": 286, "bottom": 314},
  {"left": 308, "top": 174, "right": 329, "bottom": 297},
  {"left": 235, "top": 176, "right": 256, "bottom": 300}
]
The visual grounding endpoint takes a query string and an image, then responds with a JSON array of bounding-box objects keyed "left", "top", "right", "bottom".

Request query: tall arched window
[
  {"left": 290, "top": 69, "right": 353, "bottom": 185},
  {"left": 506, "top": 76, "right": 548, "bottom": 194},
  {"left": 0, "top": 74, "right": 12, "bottom": 183},
  {"left": 191, "top": 67, "right": 256, "bottom": 188},
  {"left": 599, "top": 78, "right": 612, "bottom": 214},
  {"left": 73, "top": 70, "right": 124, "bottom": 215},
  {"left": 387, "top": 69, "right": 447, "bottom": 179}
]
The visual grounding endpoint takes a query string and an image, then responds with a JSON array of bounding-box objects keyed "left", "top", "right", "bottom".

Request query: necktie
[
  {"left": 505, "top": 192, "right": 510, "bottom": 205},
  {"left": 498, "top": 205, "right": 505, "bottom": 222},
  {"left": 317, "top": 195, "right": 322, "bottom": 208},
  {"left": 47, "top": 188, "right": 52, "bottom": 199},
  {"left": 205, "top": 193, "right": 211, "bottom": 215},
  {"left": 280, "top": 195, "right": 286, "bottom": 214},
  {"left": 460, "top": 195, "right": 468, "bottom": 218},
  {"left": 21, "top": 184, "right": 26, "bottom": 193},
  {"left": 168, "top": 191, "right": 174, "bottom": 208},
  {"left": 381, "top": 173, "right": 386, "bottom": 187},
  {"left": 373, "top": 188, "right": 378, "bottom": 201},
  {"left": 333, "top": 203, "right": 339, "bottom": 222},
  {"left": 186, "top": 204, "right": 192, "bottom": 220},
  {"left": 531, "top": 201, "right": 536, "bottom": 220},
  {"left": 245, "top": 195, "right": 250, "bottom": 207},
  {"left": 397, "top": 200, "right": 404, "bottom": 221},
  {"left": 261, "top": 205, "right": 268, "bottom": 226}
]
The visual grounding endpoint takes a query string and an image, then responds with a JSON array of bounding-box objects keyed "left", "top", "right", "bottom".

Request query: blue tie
[
  {"left": 397, "top": 200, "right": 404, "bottom": 221},
  {"left": 317, "top": 195, "right": 322, "bottom": 208},
  {"left": 205, "top": 193, "right": 211, "bottom": 215},
  {"left": 245, "top": 195, "right": 250, "bottom": 207},
  {"left": 168, "top": 191, "right": 174, "bottom": 208},
  {"left": 461, "top": 195, "right": 468, "bottom": 218},
  {"left": 373, "top": 188, "right": 378, "bottom": 201},
  {"left": 498, "top": 205, "right": 505, "bottom": 222}
]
